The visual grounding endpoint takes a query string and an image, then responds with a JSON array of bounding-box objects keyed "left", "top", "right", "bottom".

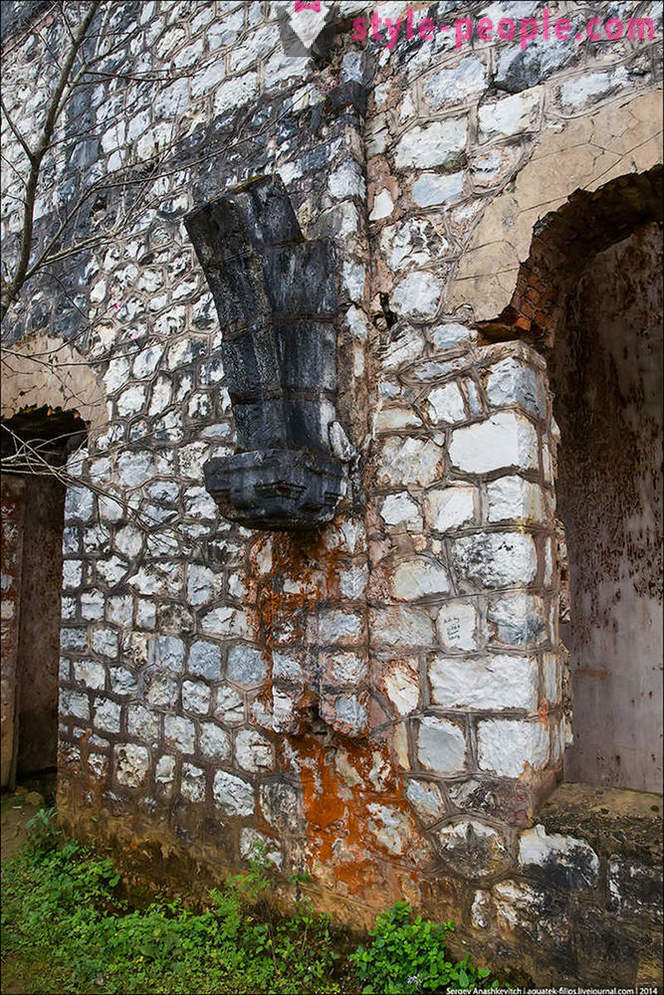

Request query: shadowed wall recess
[{"left": 185, "top": 175, "right": 347, "bottom": 530}]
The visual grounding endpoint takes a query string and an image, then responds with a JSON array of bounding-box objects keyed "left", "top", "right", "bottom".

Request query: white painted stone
[
  {"left": 427, "top": 382, "right": 466, "bottom": 423},
  {"left": 383, "top": 658, "right": 420, "bottom": 716},
  {"left": 60, "top": 689, "right": 89, "bottom": 720},
  {"left": 367, "top": 803, "right": 415, "bottom": 856},
  {"left": 449, "top": 412, "right": 539, "bottom": 474},
  {"left": 478, "top": 719, "right": 549, "bottom": 777},
  {"left": 186, "top": 564, "right": 216, "bottom": 605},
  {"left": 486, "top": 357, "right": 546, "bottom": 418},
  {"left": 94, "top": 696, "right": 121, "bottom": 733},
  {"left": 115, "top": 743, "right": 149, "bottom": 787},
  {"left": 488, "top": 592, "right": 548, "bottom": 646},
  {"left": 393, "top": 557, "right": 450, "bottom": 600},
  {"left": 213, "top": 770, "right": 254, "bottom": 816},
  {"left": 145, "top": 674, "right": 178, "bottom": 709},
  {"left": 200, "top": 606, "right": 249, "bottom": 638},
  {"left": 417, "top": 716, "right": 466, "bottom": 773},
  {"left": 199, "top": 721, "right": 231, "bottom": 760},
  {"left": 370, "top": 606, "right": 436, "bottom": 649},
  {"left": 377, "top": 437, "right": 443, "bottom": 487},
  {"left": 487, "top": 476, "right": 546, "bottom": 524},
  {"left": 424, "top": 57, "right": 487, "bottom": 106},
  {"left": 164, "top": 715, "right": 195, "bottom": 754},
  {"left": 391, "top": 271, "right": 442, "bottom": 320},
  {"left": 471, "top": 890, "right": 492, "bottom": 928},
  {"left": 227, "top": 644, "right": 267, "bottom": 685},
  {"left": 453, "top": 532, "right": 538, "bottom": 588},
  {"left": 519, "top": 824, "right": 599, "bottom": 888},
  {"left": 412, "top": 171, "right": 464, "bottom": 208},
  {"left": 380, "top": 492, "right": 422, "bottom": 530},
  {"left": 73, "top": 659, "right": 106, "bottom": 689},
  {"left": 323, "top": 652, "right": 367, "bottom": 684},
  {"left": 429, "top": 654, "right": 538, "bottom": 710},
  {"left": 369, "top": 187, "right": 394, "bottom": 220},
  {"left": 478, "top": 89, "right": 540, "bottom": 141},
  {"left": 381, "top": 218, "right": 450, "bottom": 272},
  {"left": 117, "top": 384, "right": 147, "bottom": 417},
  {"left": 155, "top": 754, "right": 175, "bottom": 785},
  {"left": 65, "top": 487, "right": 94, "bottom": 521},
  {"left": 236, "top": 729, "right": 274, "bottom": 772},
  {"left": 213, "top": 72, "right": 258, "bottom": 115},
  {"left": 215, "top": 685, "right": 245, "bottom": 724},
  {"left": 81, "top": 591, "right": 104, "bottom": 620},
  {"left": 127, "top": 704, "right": 160, "bottom": 744},
  {"left": 425, "top": 485, "right": 475, "bottom": 531},
  {"left": 405, "top": 779, "right": 446, "bottom": 823},
  {"left": 115, "top": 524, "right": 143, "bottom": 558},
  {"left": 559, "top": 68, "right": 628, "bottom": 112},
  {"left": 182, "top": 680, "right": 211, "bottom": 715},
  {"left": 92, "top": 628, "right": 118, "bottom": 658},
  {"left": 117, "top": 451, "right": 154, "bottom": 488},
  {"left": 329, "top": 160, "right": 365, "bottom": 200},
  {"left": 395, "top": 117, "right": 468, "bottom": 169},
  {"left": 318, "top": 610, "right": 363, "bottom": 642},
  {"left": 148, "top": 635, "right": 185, "bottom": 672},
  {"left": 62, "top": 560, "right": 83, "bottom": 588},
  {"left": 436, "top": 601, "right": 478, "bottom": 651}
]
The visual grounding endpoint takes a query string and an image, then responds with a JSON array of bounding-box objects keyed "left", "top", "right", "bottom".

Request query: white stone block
[
  {"left": 478, "top": 89, "right": 540, "bottom": 141},
  {"left": 436, "top": 601, "right": 478, "bottom": 651},
  {"left": 518, "top": 824, "right": 599, "bottom": 888},
  {"left": 429, "top": 654, "right": 538, "bottom": 710},
  {"left": 164, "top": 715, "right": 195, "bottom": 754},
  {"left": 487, "top": 476, "right": 546, "bottom": 524},
  {"left": 182, "top": 680, "right": 211, "bottom": 715},
  {"left": 478, "top": 719, "right": 549, "bottom": 777},
  {"left": 199, "top": 721, "right": 231, "bottom": 760},
  {"left": 449, "top": 412, "right": 539, "bottom": 474},
  {"left": 115, "top": 743, "right": 149, "bottom": 787},
  {"left": 380, "top": 492, "right": 423, "bottom": 530},
  {"left": 426, "top": 382, "right": 466, "bottom": 424},
  {"left": 393, "top": 557, "right": 450, "bottom": 600},
  {"left": 391, "top": 271, "right": 442, "bottom": 320},
  {"left": 417, "top": 716, "right": 466, "bottom": 773},
  {"left": 213, "top": 769, "right": 254, "bottom": 816},
  {"left": 236, "top": 729, "right": 274, "bottom": 772},
  {"left": 370, "top": 606, "right": 436, "bottom": 649},
  {"left": 425, "top": 485, "right": 475, "bottom": 531},
  {"left": 395, "top": 117, "right": 468, "bottom": 169},
  {"left": 453, "top": 532, "right": 537, "bottom": 588}
]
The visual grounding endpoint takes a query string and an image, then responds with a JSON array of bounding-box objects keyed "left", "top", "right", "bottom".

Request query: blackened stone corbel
[{"left": 185, "top": 175, "right": 347, "bottom": 530}]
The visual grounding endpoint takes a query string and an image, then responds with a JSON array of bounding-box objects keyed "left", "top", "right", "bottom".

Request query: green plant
[
  {"left": 350, "top": 900, "right": 499, "bottom": 994},
  {"left": 25, "top": 806, "right": 61, "bottom": 857}
]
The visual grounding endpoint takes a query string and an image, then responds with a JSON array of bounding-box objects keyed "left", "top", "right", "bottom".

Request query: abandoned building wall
[{"left": 1, "top": 1, "right": 662, "bottom": 986}]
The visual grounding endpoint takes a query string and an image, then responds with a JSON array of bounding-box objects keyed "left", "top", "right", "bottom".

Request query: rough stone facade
[{"left": 1, "top": 1, "right": 662, "bottom": 986}]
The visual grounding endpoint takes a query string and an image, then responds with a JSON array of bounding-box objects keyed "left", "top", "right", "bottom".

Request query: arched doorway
[
  {"left": 550, "top": 221, "right": 662, "bottom": 791},
  {"left": 1, "top": 406, "right": 87, "bottom": 789},
  {"left": 475, "top": 167, "right": 663, "bottom": 794}
]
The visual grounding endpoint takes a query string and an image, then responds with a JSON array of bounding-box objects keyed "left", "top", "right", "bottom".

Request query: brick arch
[{"left": 477, "top": 165, "right": 663, "bottom": 349}]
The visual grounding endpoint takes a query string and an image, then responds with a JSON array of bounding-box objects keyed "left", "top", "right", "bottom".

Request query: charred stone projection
[
  {"left": 185, "top": 176, "right": 347, "bottom": 529},
  {"left": 1, "top": 0, "right": 663, "bottom": 989}
]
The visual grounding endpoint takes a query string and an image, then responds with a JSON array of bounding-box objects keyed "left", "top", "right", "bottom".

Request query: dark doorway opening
[
  {"left": 549, "top": 222, "right": 663, "bottom": 792},
  {"left": 1, "top": 406, "right": 87, "bottom": 789}
]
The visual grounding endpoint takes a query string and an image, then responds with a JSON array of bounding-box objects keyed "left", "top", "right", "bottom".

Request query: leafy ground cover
[{"left": 1, "top": 804, "right": 503, "bottom": 994}]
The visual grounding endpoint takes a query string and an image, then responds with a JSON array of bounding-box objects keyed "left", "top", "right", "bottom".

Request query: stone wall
[{"left": 1, "top": 1, "right": 662, "bottom": 985}]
